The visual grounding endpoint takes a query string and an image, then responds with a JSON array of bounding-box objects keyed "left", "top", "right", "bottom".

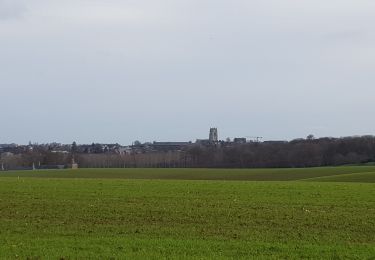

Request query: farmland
[
  {"left": 0, "top": 167, "right": 375, "bottom": 259},
  {"left": 2, "top": 165, "right": 375, "bottom": 182}
]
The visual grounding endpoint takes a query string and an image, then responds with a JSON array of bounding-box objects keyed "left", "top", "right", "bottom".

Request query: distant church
[{"left": 209, "top": 128, "right": 218, "bottom": 142}]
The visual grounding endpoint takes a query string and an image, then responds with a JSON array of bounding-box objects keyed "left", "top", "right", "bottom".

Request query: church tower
[{"left": 209, "top": 128, "right": 218, "bottom": 142}]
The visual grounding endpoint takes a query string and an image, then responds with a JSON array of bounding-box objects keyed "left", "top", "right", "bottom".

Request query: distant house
[
  {"left": 51, "top": 151, "right": 70, "bottom": 154},
  {"left": 117, "top": 146, "right": 132, "bottom": 155}
]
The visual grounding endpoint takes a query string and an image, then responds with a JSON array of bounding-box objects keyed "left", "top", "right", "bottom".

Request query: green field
[
  {"left": 2, "top": 166, "right": 375, "bottom": 182},
  {"left": 1, "top": 167, "right": 375, "bottom": 259}
]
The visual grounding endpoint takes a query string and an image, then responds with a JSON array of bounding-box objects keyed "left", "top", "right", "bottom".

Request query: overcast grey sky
[{"left": 1, "top": 0, "right": 375, "bottom": 144}]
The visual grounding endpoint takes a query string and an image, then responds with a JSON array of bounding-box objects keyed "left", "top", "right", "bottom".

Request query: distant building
[
  {"left": 196, "top": 128, "right": 220, "bottom": 145},
  {"left": 196, "top": 139, "right": 211, "bottom": 145},
  {"left": 117, "top": 146, "right": 132, "bottom": 155},
  {"left": 233, "top": 138, "right": 246, "bottom": 144},
  {"left": 51, "top": 151, "right": 69, "bottom": 154},
  {"left": 151, "top": 142, "right": 192, "bottom": 152},
  {"left": 209, "top": 128, "right": 218, "bottom": 142},
  {"left": 71, "top": 158, "right": 79, "bottom": 169}
]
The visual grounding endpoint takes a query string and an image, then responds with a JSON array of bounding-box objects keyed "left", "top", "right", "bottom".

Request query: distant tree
[
  {"left": 307, "top": 134, "right": 315, "bottom": 141},
  {"left": 71, "top": 141, "right": 77, "bottom": 154}
]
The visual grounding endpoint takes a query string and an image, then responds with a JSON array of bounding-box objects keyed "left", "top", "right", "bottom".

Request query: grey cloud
[
  {"left": 0, "top": 0, "right": 26, "bottom": 20},
  {"left": 323, "top": 30, "right": 369, "bottom": 42},
  {"left": 1, "top": 1, "right": 375, "bottom": 144}
]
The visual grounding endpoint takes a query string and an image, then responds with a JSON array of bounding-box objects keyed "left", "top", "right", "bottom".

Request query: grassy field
[
  {"left": 0, "top": 167, "right": 375, "bottom": 259},
  {"left": 2, "top": 165, "right": 375, "bottom": 182}
]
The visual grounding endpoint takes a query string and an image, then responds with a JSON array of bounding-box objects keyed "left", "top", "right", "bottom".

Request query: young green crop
[
  {"left": 1, "top": 166, "right": 375, "bottom": 182},
  {"left": 0, "top": 174, "right": 374, "bottom": 259}
]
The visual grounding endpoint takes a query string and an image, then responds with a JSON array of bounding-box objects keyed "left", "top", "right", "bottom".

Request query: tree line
[
  {"left": 1, "top": 136, "right": 375, "bottom": 169},
  {"left": 186, "top": 136, "right": 375, "bottom": 168}
]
